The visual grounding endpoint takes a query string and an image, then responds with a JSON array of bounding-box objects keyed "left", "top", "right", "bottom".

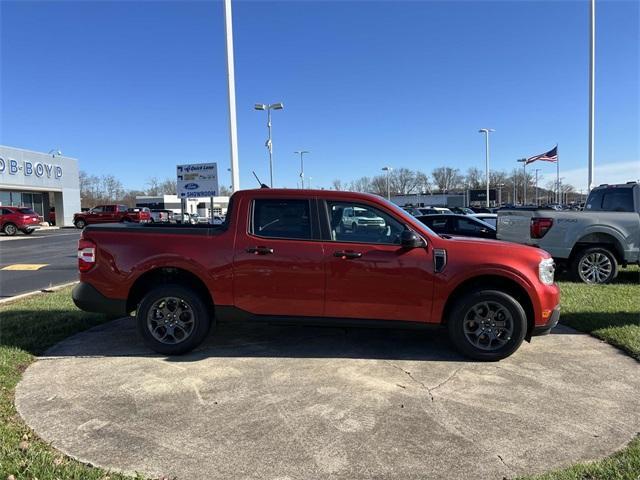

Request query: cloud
[{"left": 559, "top": 160, "right": 640, "bottom": 191}]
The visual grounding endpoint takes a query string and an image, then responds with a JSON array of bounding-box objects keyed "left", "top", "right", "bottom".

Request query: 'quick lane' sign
[{"left": 0, "top": 157, "right": 63, "bottom": 179}]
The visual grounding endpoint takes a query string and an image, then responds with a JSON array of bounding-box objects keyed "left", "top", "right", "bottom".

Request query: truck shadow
[
  {"left": 555, "top": 268, "right": 640, "bottom": 285},
  {"left": 30, "top": 316, "right": 600, "bottom": 363}
]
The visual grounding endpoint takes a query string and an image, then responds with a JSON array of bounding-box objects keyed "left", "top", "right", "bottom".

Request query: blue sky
[{"left": 1, "top": 0, "right": 638, "bottom": 192}]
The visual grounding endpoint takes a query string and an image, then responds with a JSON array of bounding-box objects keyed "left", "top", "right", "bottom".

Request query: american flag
[{"left": 526, "top": 146, "right": 558, "bottom": 165}]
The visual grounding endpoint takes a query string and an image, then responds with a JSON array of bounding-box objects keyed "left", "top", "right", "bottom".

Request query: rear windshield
[
  {"left": 586, "top": 188, "right": 635, "bottom": 212},
  {"left": 18, "top": 208, "right": 37, "bottom": 214}
]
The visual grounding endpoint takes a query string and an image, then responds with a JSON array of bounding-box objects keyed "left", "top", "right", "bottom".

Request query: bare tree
[
  {"left": 431, "top": 167, "right": 462, "bottom": 192},
  {"left": 146, "top": 177, "right": 161, "bottom": 196},
  {"left": 331, "top": 179, "right": 345, "bottom": 191},
  {"left": 349, "top": 176, "right": 372, "bottom": 193},
  {"left": 465, "top": 167, "right": 483, "bottom": 189}
]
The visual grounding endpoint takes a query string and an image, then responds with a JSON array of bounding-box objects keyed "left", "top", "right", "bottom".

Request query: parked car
[
  {"left": 497, "top": 182, "right": 640, "bottom": 284},
  {"left": 73, "top": 188, "right": 560, "bottom": 361},
  {"left": 418, "top": 207, "right": 453, "bottom": 215},
  {"left": 471, "top": 213, "right": 497, "bottom": 228},
  {"left": 416, "top": 214, "right": 496, "bottom": 239},
  {"left": 150, "top": 209, "right": 172, "bottom": 223},
  {"left": 340, "top": 206, "right": 385, "bottom": 231},
  {"left": 0, "top": 206, "right": 42, "bottom": 236},
  {"left": 470, "top": 207, "right": 491, "bottom": 214},
  {"left": 127, "top": 207, "right": 151, "bottom": 223},
  {"left": 450, "top": 207, "right": 475, "bottom": 215},
  {"left": 73, "top": 204, "right": 151, "bottom": 229}
]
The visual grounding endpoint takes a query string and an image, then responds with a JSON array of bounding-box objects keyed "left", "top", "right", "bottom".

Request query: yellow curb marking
[{"left": 1, "top": 264, "right": 49, "bottom": 271}]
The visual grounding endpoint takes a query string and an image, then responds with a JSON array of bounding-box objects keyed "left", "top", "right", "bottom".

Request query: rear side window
[
  {"left": 104, "top": 206, "right": 115, "bottom": 213},
  {"left": 118, "top": 205, "right": 128, "bottom": 212},
  {"left": 456, "top": 218, "right": 488, "bottom": 234},
  {"left": 1, "top": 208, "right": 13, "bottom": 215},
  {"left": 252, "top": 199, "right": 312, "bottom": 240},
  {"left": 602, "top": 190, "right": 634, "bottom": 212},
  {"left": 18, "top": 208, "right": 36, "bottom": 214}
]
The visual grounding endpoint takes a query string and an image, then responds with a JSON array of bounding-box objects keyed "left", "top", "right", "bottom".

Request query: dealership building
[
  {"left": 136, "top": 194, "right": 230, "bottom": 217},
  {"left": 0, "top": 145, "right": 81, "bottom": 226}
]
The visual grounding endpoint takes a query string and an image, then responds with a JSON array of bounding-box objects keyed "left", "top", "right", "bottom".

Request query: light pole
[
  {"left": 48, "top": 149, "right": 62, "bottom": 158},
  {"left": 224, "top": 0, "right": 240, "bottom": 192},
  {"left": 307, "top": 176, "right": 313, "bottom": 189},
  {"left": 294, "top": 150, "right": 310, "bottom": 188},
  {"left": 254, "top": 102, "right": 284, "bottom": 187},
  {"left": 497, "top": 183, "right": 505, "bottom": 206},
  {"left": 382, "top": 166, "right": 393, "bottom": 200},
  {"left": 534, "top": 168, "right": 541, "bottom": 205},
  {"left": 517, "top": 158, "right": 527, "bottom": 205},
  {"left": 478, "top": 129, "right": 495, "bottom": 208}
]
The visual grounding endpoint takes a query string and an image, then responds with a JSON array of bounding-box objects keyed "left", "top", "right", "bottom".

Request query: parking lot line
[{"left": 1, "top": 264, "right": 49, "bottom": 271}]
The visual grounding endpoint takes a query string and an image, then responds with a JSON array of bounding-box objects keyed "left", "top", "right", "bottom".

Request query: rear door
[
  {"left": 322, "top": 200, "right": 435, "bottom": 323},
  {"left": 233, "top": 196, "right": 325, "bottom": 317}
]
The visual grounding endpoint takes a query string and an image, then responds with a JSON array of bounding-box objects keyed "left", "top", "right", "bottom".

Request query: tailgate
[{"left": 496, "top": 210, "right": 534, "bottom": 245}]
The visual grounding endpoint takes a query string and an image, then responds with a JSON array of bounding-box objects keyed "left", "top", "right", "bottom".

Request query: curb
[{"left": 0, "top": 281, "right": 79, "bottom": 305}]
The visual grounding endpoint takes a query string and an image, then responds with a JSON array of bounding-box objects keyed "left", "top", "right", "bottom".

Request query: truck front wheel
[
  {"left": 136, "top": 284, "right": 211, "bottom": 355},
  {"left": 447, "top": 290, "right": 527, "bottom": 361},
  {"left": 572, "top": 247, "right": 618, "bottom": 284}
]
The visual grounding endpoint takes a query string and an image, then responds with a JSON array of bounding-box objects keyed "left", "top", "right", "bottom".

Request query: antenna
[{"left": 252, "top": 171, "right": 269, "bottom": 189}]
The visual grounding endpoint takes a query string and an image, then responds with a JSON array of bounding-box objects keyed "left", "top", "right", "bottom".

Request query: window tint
[
  {"left": 585, "top": 190, "right": 604, "bottom": 210},
  {"left": 328, "top": 201, "right": 404, "bottom": 245},
  {"left": 253, "top": 199, "right": 312, "bottom": 240},
  {"left": 601, "top": 190, "right": 634, "bottom": 212},
  {"left": 456, "top": 218, "right": 488, "bottom": 234}
]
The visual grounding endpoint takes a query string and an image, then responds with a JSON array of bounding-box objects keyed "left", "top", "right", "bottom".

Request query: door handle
[
  {"left": 333, "top": 250, "right": 362, "bottom": 259},
  {"left": 246, "top": 246, "right": 274, "bottom": 255}
]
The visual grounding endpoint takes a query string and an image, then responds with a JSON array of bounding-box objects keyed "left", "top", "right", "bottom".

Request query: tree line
[{"left": 332, "top": 167, "right": 580, "bottom": 204}]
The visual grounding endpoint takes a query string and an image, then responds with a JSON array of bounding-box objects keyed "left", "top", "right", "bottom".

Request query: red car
[
  {"left": 73, "top": 189, "right": 560, "bottom": 361},
  {"left": 1, "top": 206, "right": 42, "bottom": 236},
  {"left": 73, "top": 204, "right": 151, "bottom": 228}
]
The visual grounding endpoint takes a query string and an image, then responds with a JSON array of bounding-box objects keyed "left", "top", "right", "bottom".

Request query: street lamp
[
  {"left": 382, "top": 166, "right": 393, "bottom": 200},
  {"left": 534, "top": 168, "right": 542, "bottom": 206},
  {"left": 48, "top": 149, "right": 62, "bottom": 158},
  {"left": 294, "top": 150, "right": 310, "bottom": 189},
  {"left": 497, "top": 183, "right": 505, "bottom": 206},
  {"left": 478, "top": 129, "right": 495, "bottom": 208},
  {"left": 307, "top": 176, "right": 313, "bottom": 189},
  {"left": 254, "top": 102, "right": 284, "bottom": 187},
  {"left": 517, "top": 158, "right": 527, "bottom": 205}
]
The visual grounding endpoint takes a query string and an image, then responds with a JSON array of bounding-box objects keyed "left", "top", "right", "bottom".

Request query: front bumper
[
  {"left": 532, "top": 305, "right": 561, "bottom": 336},
  {"left": 72, "top": 282, "right": 129, "bottom": 317}
]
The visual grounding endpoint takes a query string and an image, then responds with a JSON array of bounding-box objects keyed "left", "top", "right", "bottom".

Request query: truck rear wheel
[
  {"left": 136, "top": 284, "right": 211, "bottom": 355},
  {"left": 447, "top": 290, "right": 527, "bottom": 361},
  {"left": 572, "top": 247, "right": 618, "bottom": 284}
]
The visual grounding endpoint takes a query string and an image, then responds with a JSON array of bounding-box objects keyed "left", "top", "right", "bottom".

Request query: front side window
[
  {"left": 328, "top": 201, "right": 404, "bottom": 245},
  {"left": 252, "top": 199, "right": 312, "bottom": 240}
]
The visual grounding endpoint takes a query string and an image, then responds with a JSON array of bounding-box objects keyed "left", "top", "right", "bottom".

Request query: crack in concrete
[
  {"left": 496, "top": 454, "right": 516, "bottom": 476},
  {"left": 385, "top": 361, "right": 434, "bottom": 401},
  {"left": 429, "top": 366, "right": 465, "bottom": 393}
]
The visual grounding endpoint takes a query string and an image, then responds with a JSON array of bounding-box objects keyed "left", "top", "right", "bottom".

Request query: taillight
[
  {"left": 78, "top": 239, "right": 96, "bottom": 272},
  {"left": 531, "top": 217, "right": 553, "bottom": 239}
]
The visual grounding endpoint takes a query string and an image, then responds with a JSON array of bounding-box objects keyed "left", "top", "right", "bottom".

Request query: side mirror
[{"left": 401, "top": 229, "right": 425, "bottom": 249}]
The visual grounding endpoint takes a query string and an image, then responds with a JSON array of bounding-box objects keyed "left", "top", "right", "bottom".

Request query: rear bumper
[
  {"left": 22, "top": 224, "right": 41, "bottom": 231},
  {"left": 532, "top": 305, "right": 561, "bottom": 336},
  {"left": 72, "top": 282, "right": 129, "bottom": 317}
]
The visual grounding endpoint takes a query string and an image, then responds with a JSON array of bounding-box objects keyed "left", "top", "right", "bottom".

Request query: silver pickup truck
[{"left": 497, "top": 182, "right": 640, "bottom": 284}]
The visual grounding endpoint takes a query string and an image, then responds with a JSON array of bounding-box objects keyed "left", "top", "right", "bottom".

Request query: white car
[{"left": 341, "top": 206, "right": 385, "bottom": 231}]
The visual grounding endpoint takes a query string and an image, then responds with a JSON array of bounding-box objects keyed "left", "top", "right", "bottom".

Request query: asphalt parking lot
[
  {"left": 16, "top": 319, "right": 640, "bottom": 480},
  {"left": 0, "top": 229, "right": 80, "bottom": 298}
]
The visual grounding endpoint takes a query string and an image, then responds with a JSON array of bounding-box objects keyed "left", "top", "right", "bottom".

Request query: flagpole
[
  {"left": 588, "top": 0, "right": 595, "bottom": 191},
  {"left": 556, "top": 144, "right": 560, "bottom": 204}
]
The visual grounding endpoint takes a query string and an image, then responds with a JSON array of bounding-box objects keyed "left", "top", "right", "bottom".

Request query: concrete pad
[{"left": 16, "top": 319, "right": 640, "bottom": 480}]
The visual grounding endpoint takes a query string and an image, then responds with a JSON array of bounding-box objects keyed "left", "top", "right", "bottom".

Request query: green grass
[
  {"left": 0, "top": 287, "right": 144, "bottom": 480},
  {"left": 0, "top": 271, "right": 638, "bottom": 480}
]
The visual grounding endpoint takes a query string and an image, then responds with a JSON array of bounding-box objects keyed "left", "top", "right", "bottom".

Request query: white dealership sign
[{"left": 176, "top": 163, "right": 219, "bottom": 198}]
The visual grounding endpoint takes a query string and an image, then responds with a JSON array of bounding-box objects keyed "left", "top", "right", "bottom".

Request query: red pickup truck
[
  {"left": 73, "top": 189, "right": 560, "bottom": 361},
  {"left": 73, "top": 204, "right": 151, "bottom": 228}
]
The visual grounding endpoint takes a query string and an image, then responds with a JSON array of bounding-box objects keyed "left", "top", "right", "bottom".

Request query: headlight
[{"left": 539, "top": 258, "right": 555, "bottom": 285}]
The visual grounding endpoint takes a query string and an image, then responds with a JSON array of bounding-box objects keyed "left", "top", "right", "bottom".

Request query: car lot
[{"left": 0, "top": 229, "right": 80, "bottom": 298}]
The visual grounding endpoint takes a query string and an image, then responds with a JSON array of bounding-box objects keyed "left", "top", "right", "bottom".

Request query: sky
[{"left": 1, "top": 0, "right": 638, "bottom": 193}]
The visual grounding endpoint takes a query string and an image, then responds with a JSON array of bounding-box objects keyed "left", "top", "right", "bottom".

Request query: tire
[
  {"left": 136, "top": 284, "right": 211, "bottom": 355},
  {"left": 351, "top": 222, "right": 358, "bottom": 232},
  {"left": 22, "top": 229, "right": 35, "bottom": 235},
  {"left": 75, "top": 219, "right": 86, "bottom": 229},
  {"left": 3, "top": 223, "right": 17, "bottom": 236},
  {"left": 572, "top": 247, "right": 618, "bottom": 284},
  {"left": 447, "top": 289, "right": 527, "bottom": 361}
]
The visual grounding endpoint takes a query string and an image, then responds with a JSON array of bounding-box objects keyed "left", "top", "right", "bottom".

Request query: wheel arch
[
  {"left": 126, "top": 267, "right": 214, "bottom": 315},
  {"left": 441, "top": 275, "right": 535, "bottom": 340},
  {"left": 569, "top": 232, "right": 625, "bottom": 264}
]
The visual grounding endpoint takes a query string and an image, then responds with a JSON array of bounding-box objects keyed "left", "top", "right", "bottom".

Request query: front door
[
  {"left": 323, "top": 200, "right": 435, "bottom": 323},
  {"left": 233, "top": 197, "right": 325, "bottom": 317}
]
